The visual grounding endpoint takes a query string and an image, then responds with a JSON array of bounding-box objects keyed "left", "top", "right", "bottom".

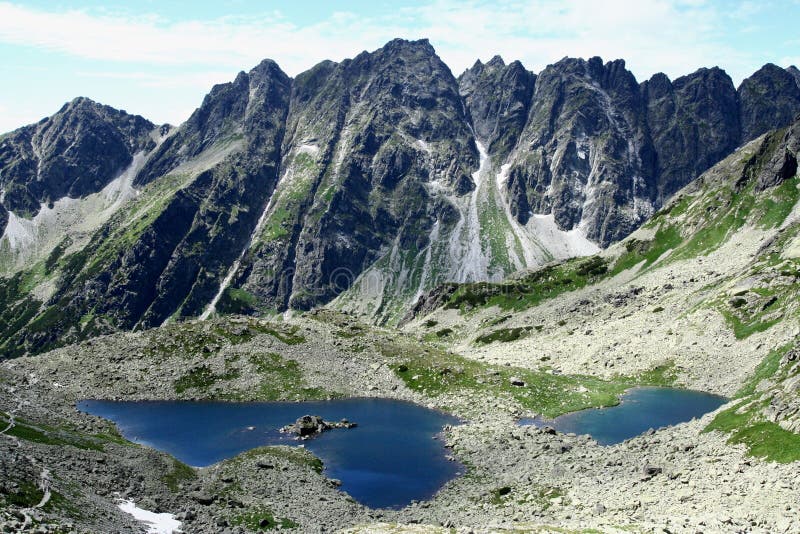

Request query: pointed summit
[{"left": 738, "top": 63, "right": 800, "bottom": 141}]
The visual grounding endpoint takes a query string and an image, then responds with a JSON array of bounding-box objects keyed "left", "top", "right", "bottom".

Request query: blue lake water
[
  {"left": 77, "top": 397, "right": 461, "bottom": 509},
  {"left": 519, "top": 387, "right": 728, "bottom": 445}
]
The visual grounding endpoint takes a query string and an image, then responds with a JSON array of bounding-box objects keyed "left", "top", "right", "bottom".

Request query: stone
[
  {"left": 189, "top": 491, "right": 215, "bottom": 505},
  {"left": 641, "top": 464, "right": 663, "bottom": 479},
  {"left": 280, "top": 415, "right": 356, "bottom": 439}
]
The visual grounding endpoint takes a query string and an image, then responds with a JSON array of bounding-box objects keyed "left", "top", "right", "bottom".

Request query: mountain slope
[
  {"left": 3, "top": 39, "right": 800, "bottom": 355},
  {"left": 404, "top": 116, "right": 800, "bottom": 459},
  {"left": 0, "top": 98, "right": 162, "bottom": 272}
]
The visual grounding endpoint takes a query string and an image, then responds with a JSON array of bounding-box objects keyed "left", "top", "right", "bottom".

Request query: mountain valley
[{"left": 1, "top": 38, "right": 800, "bottom": 533}]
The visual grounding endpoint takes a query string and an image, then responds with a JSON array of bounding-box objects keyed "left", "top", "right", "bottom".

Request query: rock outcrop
[{"left": 280, "top": 415, "right": 357, "bottom": 439}]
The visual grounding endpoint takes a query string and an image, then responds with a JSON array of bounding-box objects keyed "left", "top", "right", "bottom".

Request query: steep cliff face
[
  {"left": 787, "top": 66, "right": 800, "bottom": 89},
  {"left": 738, "top": 63, "right": 800, "bottom": 143},
  {"left": 501, "top": 57, "right": 652, "bottom": 246},
  {"left": 234, "top": 39, "right": 477, "bottom": 315},
  {"left": 460, "top": 58, "right": 745, "bottom": 248},
  {"left": 644, "top": 67, "right": 741, "bottom": 203},
  {"left": 458, "top": 56, "right": 536, "bottom": 160}
]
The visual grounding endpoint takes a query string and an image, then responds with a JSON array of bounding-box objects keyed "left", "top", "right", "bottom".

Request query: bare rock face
[
  {"left": 644, "top": 67, "right": 741, "bottom": 204},
  {"left": 738, "top": 64, "right": 800, "bottom": 143},
  {"left": 458, "top": 55, "right": 536, "bottom": 160},
  {"left": 0, "top": 97, "right": 155, "bottom": 222},
  {"left": 460, "top": 57, "right": 743, "bottom": 247},
  {"left": 236, "top": 39, "right": 477, "bottom": 312}
]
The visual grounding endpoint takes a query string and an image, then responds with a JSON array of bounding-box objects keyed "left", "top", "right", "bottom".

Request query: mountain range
[
  {"left": 2, "top": 37, "right": 800, "bottom": 533},
  {"left": 1, "top": 38, "right": 800, "bottom": 356}
]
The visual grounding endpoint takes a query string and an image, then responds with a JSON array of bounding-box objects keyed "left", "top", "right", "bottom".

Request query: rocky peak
[
  {"left": 738, "top": 63, "right": 800, "bottom": 142},
  {"left": 642, "top": 72, "right": 673, "bottom": 98},
  {"left": 0, "top": 98, "right": 155, "bottom": 227},
  {"left": 136, "top": 59, "right": 291, "bottom": 185},
  {"left": 787, "top": 65, "right": 800, "bottom": 88},
  {"left": 485, "top": 55, "right": 506, "bottom": 68},
  {"left": 458, "top": 54, "right": 536, "bottom": 157}
]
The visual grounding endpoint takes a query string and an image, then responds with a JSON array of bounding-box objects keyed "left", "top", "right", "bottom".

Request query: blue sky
[{"left": 1, "top": 0, "right": 798, "bottom": 133}]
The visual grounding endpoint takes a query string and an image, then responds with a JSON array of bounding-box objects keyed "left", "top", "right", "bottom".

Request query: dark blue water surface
[
  {"left": 77, "top": 398, "right": 461, "bottom": 509},
  {"left": 519, "top": 387, "right": 727, "bottom": 445}
]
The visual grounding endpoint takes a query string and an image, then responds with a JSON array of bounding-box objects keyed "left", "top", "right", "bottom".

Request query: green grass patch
[
  {"left": 162, "top": 459, "right": 197, "bottom": 492},
  {"left": 0, "top": 412, "right": 104, "bottom": 451},
  {"left": 173, "top": 364, "right": 240, "bottom": 394},
  {"left": 383, "top": 337, "right": 677, "bottom": 417},
  {"left": 474, "top": 326, "right": 531, "bottom": 345},
  {"left": 3, "top": 480, "right": 46, "bottom": 508},
  {"left": 147, "top": 319, "right": 305, "bottom": 361},
  {"left": 705, "top": 401, "right": 800, "bottom": 463},
  {"left": 727, "top": 421, "right": 800, "bottom": 463},
  {"left": 735, "top": 342, "right": 794, "bottom": 398},
  {"left": 757, "top": 175, "right": 800, "bottom": 229},
  {"left": 445, "top": 256, "right": 609, "bottom": 314},
  {"left": 231, "top": 508, "right": 298, "bottom": 531},
  {"left": 1, "top": 480, "right": 81, "bottom": 518},
  {"left": 611, "top": 225, "right": 682, "bottom": 275},
  {"left": 247, "top": 352, "right": 332, "bottom": 401},
  {"left": 234, "top": 446, "right": 324, "bottom": 474},
  {"left": 718, "top": 309, "right": 782, "bottom": 340}
]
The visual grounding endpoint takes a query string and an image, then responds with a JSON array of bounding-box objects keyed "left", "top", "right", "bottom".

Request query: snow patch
[
  {"left": 1, "top": 150, "right": 148, "bottom": 273},
  {"left": 495, "top": 163, "right": 599, "bottom": 262},
  {"left": 118, "top": 498, "right": 181, "bottom": 534},
  {"left": 3, "top": 211, "right": 38, "bottom": 250},
  {"left": 416, "top": 139, "right": 431, "bottom": 154}
]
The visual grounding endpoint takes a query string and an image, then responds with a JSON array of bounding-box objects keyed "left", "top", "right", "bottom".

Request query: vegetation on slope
[
  {"left": 377, "top": 335, "right": 675, "bottom": 418},
  {"left": 705, "top": 343, "right": 800, "bottom": 463}
]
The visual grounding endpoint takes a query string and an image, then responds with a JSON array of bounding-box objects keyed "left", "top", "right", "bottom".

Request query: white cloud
[
  {"left": 0, "top": 0, "right": 791, "bottom": 132},
  {"left": 0, "top": 2, "right": 402, "bottom": 75},
  {"left": 0, "top": 0, "right": 765, "bottom": 81}
]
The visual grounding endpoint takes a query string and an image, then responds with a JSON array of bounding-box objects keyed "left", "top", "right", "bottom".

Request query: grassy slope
[{"left": 407, "top": 126, "right": 800, "bottom": 459}]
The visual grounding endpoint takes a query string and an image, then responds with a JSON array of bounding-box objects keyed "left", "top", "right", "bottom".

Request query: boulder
[
  {"left": 188, "top": 491, "right": 215, "bottom": 505},
  {"left": 280, "top": 415, "right": 357, "bottom": 439}
]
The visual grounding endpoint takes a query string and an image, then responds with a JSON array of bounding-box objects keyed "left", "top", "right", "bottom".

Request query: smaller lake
[
  {"left": 78, "top": 398, "right": 461, "bottom": 509},
  {"left": 519, "top": 387, "right": 728, "bottom": 445}
]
